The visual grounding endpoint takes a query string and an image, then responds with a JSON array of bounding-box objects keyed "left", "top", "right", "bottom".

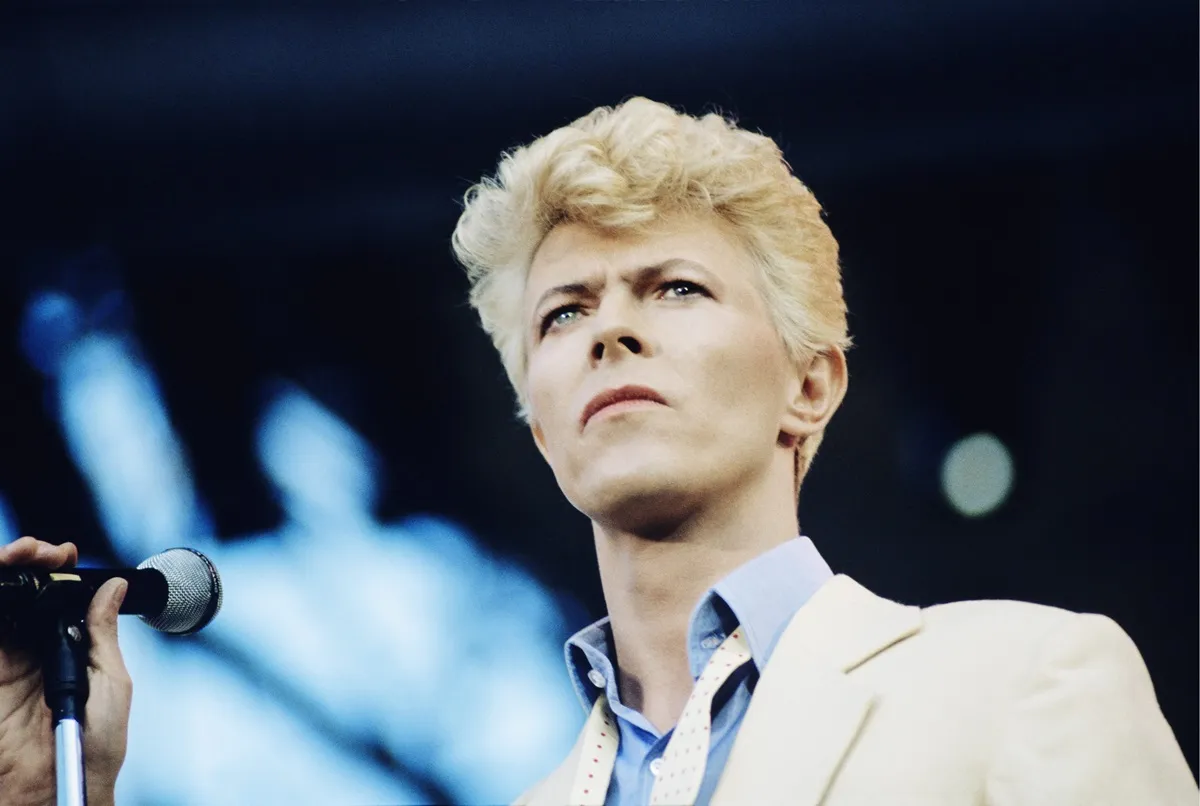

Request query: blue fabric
[{"left": 564, "top": 537, "right": 834, "bottom": 806}]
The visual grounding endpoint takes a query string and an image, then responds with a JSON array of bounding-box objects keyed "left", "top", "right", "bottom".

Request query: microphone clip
[{"left": 28, "top": 574, "right": 93, "bottom": 725}]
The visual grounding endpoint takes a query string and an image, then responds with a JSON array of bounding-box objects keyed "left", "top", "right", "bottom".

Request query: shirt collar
[
  {"left": 686, "top": 535, "right": 833, "bottom": 677},
  {"left": 564, "top": 536, "right": 834, "bottom": 714}
]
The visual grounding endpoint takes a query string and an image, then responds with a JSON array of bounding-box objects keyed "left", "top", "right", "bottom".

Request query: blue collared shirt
[{"left": 564, "top": 537, "right": 834, "bottom": 806}]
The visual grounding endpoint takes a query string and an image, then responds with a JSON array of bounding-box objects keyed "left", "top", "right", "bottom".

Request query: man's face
[{"left": 523, "top": 213, "right": 802, "bottom": 529}]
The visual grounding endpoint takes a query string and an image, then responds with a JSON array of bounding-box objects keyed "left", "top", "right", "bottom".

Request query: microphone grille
[{"left": 135, "top": 548, "right": 223, "bottom": 635}]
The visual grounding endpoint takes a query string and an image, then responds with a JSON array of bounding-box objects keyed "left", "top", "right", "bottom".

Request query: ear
[
  {"left": 530, "top": 419, "right": 552, "bottom": 465},
  {"left": 779, "top": 345, "right": 848, "bottom": 445}
]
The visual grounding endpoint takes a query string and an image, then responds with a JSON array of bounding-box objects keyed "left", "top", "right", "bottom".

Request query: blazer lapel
[
  {"left": 517, "top": 727, "right": 585, "bottom": 806},
  {"left": 710, "top": 574, "right": 923, "bottom": 806}
]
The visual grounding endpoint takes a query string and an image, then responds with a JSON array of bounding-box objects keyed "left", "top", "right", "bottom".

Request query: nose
[
  {"left": 591, "top": 331, "right": 643, "bottom": 363},
  {"left": 589, "top": 297, "right": 649, "bottom": 365}
]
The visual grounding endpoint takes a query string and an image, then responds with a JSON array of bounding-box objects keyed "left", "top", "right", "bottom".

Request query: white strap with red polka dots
[
  {"left": 569, "top": 692, "right": 620, "bottom": 805},
  {"left": 568, "top": 628, "right": 753, "bottom": 806}
]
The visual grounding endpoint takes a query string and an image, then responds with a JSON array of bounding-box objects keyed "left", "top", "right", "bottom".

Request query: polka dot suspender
[
  {"left": 568, "top": 628, "right": 753, "bottom": 806},
  {"left": 569, "top": 693, "right": 620, "bottom": 805}
]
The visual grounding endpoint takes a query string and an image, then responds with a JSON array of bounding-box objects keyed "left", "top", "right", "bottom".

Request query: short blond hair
[{"left": 451, "top": 97, "right": 850, "bottom": 482}]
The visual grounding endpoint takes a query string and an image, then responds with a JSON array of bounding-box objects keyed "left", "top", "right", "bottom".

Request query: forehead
[{"left": 525, "top": 214, "right": 752, "bottom": 297}]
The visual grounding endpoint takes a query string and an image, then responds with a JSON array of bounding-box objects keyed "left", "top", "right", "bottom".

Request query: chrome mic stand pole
[{"left": 55, "top": 714, "right": 87, "bottom": 806}]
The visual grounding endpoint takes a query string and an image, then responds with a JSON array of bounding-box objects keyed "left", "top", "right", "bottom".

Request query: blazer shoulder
[
  {"left": 920, "top": 595, "right": 1079, "bottom": 643},
  {"left": 883, "top": 595, "right": 1089, "bottom": 680},
  {"left": 911, "top": 596, "right": 1162, "bottom": 686}
]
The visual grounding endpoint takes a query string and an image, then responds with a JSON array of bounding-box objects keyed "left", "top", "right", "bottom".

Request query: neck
[{"left": 591, "top": 457, "right": 799, "bottom": 733}]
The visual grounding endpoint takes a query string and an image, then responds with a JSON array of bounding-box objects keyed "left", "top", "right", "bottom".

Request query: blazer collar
[
  {"left": 518, "top": 574, "right": 922, "bottom": 806},
  {"left": 710, "top": 573, "right": 923, "bottom": 806}
]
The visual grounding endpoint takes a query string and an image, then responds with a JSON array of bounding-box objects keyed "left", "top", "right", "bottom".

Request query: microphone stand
[{"left": 31, "top": 574, "right": 92, "bottom": 806}]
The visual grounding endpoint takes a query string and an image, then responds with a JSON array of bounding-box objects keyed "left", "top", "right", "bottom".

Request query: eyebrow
[{"left": 530, "top": 257, "right": 712, "bottom": 318}]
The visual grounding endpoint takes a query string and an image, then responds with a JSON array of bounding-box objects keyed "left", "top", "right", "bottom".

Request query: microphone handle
[
  {"left": 73, "top": 568, "right": 169, "bottom": 617},
  {"left": 0, "top": 567, "right": 168, "bottom": 618}
]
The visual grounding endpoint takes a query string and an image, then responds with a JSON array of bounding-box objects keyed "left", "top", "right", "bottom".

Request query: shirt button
[
  {"left": 700, "top": 634, "right": 723, "bottom": 650},
  {"left": 587, "top": 669, "right": 606, "bottom": 688},
  {"left": 649, "top": 758, "right": 663, "bottom": 778}
]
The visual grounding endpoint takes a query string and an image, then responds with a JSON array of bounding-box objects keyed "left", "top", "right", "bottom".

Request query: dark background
[{"left": 2, "top": 0, "right": 1196, "bottom": 776}]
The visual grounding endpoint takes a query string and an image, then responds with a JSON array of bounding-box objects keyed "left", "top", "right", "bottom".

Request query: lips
[{"left": 580, "top": 385, "right": 668, "bottom": 428}]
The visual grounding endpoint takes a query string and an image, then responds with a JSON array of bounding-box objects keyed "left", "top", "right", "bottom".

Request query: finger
[
  {"left": 53, "top": 541, "right": 79, "bottom": 569},
  {"left": 0, "top": 536, "right": 74, "bottom": 567},
  {"left": 0, "top": 536, "right": 39, "bottom": 563},
  {"left": 87, "top": 578, "right": 130, "bottom": 680},
  {"left": 28, "top": 540, "right": 78, "bottom": 569},
  {"left": 0, "top": 537, "right": 77, "bottom": 568}
]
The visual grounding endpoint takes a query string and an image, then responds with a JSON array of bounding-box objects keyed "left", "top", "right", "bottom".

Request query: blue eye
[
  {"left": 541, "top": 305, "right": 580, "bottom": 335},
  {"left": 661, "top": 280, "right": 706, "bottom": 298}
]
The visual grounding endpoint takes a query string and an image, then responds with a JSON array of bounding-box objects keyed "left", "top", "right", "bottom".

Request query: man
[
  {"left": 0, "top": 97, "right": 1193, "bottom": 805},
  {"left": 449, "top": 97, "right": 1196, "bottom": 805}
]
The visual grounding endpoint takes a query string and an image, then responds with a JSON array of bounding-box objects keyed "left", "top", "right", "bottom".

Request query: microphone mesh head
[{"left": 136, "top": 548, "right": 223, "bottom": 635}]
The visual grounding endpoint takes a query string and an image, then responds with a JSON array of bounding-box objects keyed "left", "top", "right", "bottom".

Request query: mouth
[{"left": 581, "top": 385, "right": 669, "bottom": 429}]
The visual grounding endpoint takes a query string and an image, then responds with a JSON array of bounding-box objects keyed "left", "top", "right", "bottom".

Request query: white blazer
[{"left": 516, "top": 574, "right": 1196, "bottom": 805}]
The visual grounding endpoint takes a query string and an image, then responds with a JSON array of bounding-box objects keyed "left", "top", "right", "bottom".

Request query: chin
[{"left": 568, "top": 460, "right": 705, "bottom": 536}]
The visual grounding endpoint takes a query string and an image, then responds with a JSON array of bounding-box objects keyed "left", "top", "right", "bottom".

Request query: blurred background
[{"left": 1, "top": 1, "right": 1196, "bottom": 803}]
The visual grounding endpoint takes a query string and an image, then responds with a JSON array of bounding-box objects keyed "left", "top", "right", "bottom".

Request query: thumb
[{"left": 87, "top": 578, "right": 130, "bottom": 678}]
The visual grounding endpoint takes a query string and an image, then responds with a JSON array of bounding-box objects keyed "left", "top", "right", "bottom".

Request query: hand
[{"left": 0, "top": 537, "right": 132, "bottom": 806}]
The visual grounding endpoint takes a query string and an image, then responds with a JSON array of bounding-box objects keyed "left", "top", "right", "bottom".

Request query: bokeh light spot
[{"left": 940, "top": 432, "right": 1014, "bottom": 517}]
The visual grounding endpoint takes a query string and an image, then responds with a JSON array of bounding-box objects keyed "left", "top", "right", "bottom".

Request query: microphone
[{"left": 0, "top": 547, "right": 223, "bottom": 635}]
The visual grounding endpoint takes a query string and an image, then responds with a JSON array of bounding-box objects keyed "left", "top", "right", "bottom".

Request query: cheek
[
  {"left": 695, "top": 323, "right": 789, "bottom": 424},
  {"left": 526, "top": 350, "right": 575, "bottom": 449}
]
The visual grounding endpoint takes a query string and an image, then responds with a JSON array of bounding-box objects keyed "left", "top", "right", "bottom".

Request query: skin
[
  {"left": 525, "top": 212, "right": 847, "bottom": 733},
  {"left": 0, "top": 537, "right": 130, "bottom": 806}
]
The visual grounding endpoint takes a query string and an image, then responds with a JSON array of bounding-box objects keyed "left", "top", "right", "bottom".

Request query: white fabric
[{"left": 568, "top": 696, "right": 620, "bottom": 805}]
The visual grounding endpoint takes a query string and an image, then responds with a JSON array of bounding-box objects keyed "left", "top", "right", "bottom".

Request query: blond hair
[{"left": 451, "top": 97, "right": 850, "bottom": 486}]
